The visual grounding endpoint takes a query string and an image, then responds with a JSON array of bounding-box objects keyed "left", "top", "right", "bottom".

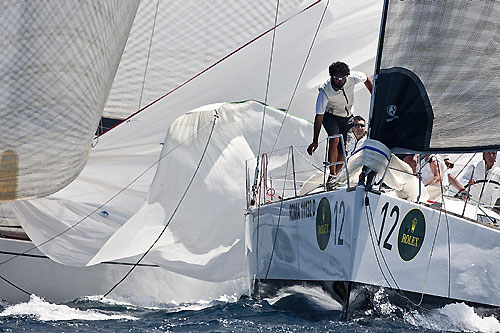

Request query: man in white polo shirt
[{"left": 307, "top": 61, "right": 372, "bottom": 183}]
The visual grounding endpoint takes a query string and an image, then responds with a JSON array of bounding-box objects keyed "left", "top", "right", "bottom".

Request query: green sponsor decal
[
  {"left": 316, "top": 197, "right": 331, "bottom": 251},
  {"left": 398, "top": 208, "right": 425, "bottom": 261}
]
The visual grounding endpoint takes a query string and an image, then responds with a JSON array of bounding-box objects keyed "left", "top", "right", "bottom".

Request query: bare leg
[
  {"left": 328, "top": 137, "right": 340, "bottom": 175},
  {"left": 336, "top": 153, "right": 345, "bottom": 174}
]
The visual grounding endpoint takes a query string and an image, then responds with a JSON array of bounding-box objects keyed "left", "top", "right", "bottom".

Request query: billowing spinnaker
[{"left": 88, "top": 101, "right": 319, "bottom": 281}]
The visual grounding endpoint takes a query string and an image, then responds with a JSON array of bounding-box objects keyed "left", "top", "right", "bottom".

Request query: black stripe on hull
[{"left": 0, "top": 250, "right": 160, "bottom": 267}]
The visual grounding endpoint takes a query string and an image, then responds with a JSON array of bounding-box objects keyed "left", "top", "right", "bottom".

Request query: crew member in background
[
  {"left": 346, "top": 115, "right": 367, "bottom": 155},
  {"left": 420, "top": 154, "right": 448, "bottom": 200},
  {"left": 307, "top": 61, "right": 372, "bottom": 187},
  {"left": 448, "top": 151, "right": 500, "bottom": 208}
]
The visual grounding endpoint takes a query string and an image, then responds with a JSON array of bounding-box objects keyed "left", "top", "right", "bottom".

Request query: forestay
[
  {"left": 370, "top": 0, "right": 500, "bottom": 152},
  {"left": 0, "top": 1, "right": 138, "bottom": 200}
]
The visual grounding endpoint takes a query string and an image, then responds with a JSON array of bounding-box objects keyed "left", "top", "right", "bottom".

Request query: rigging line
[
  {"left": 264, "top": 146, "right": 291, "bottom": 280},
  {"left": 256, "top": 0, "right": 280, "bottom": 165},
  {"left": 97, "top": 0, "right": 322, "bottom": 138},
  {"left": 0, "top": 274, "right": 30, "bottom": 296},
  {"left": 0, "top": 118, "right": 215, "bottom": 267},
  {"left": 137, "top": 0, "right": 160, "bottom": 112},
  {"left": 454, "top": 153, "right": 477, "bottom": 181},
  {"left": 269, "top": 0, "right": 330, "bottom": 158},
  {"left": 435, "top": 162, "right": 452, "bottom": 298},
  {"left": 418, "top": 196, "right": 444, "bottom": 306},
  {"left": 364, "top": 194, "right": 428, "bottom": 311},
  {"left": 102, "top": 111, "right": 219, "bottom": 298},
  {"left": 252, "top": 0, "right": 280, "bottom": 217},
  {"left": 364, "top": 195, "right": 399, "bottom": 291},
  {"left": 293, "top": 146, "right": 324, "bottom": 172}
]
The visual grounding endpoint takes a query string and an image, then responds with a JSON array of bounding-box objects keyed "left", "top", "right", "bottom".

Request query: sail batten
[{"left": 370, "top": 0, "right": 500, "bottom": 152}]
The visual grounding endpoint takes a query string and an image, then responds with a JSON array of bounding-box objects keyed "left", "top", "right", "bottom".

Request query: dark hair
[
  {"left": 329, "top": 61, "right": 350, "bottom": 77},
  {"left": 353, "top": 115, "right": 365, "bottom": 122}
]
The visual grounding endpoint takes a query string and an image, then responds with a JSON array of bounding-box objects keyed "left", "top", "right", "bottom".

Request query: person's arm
[
  {"left": 424, "top": 160, "right": 441, "bottom": 186},
  {"left": 458, "top": 164, "right": 475, "bottom": 188},
  {"left": 448, "top": 174, "right": 465, "bottom": 191},
  {"left": 363, "top": 73, "right": 373, "bottom": 94},
  {"left": 307, "top": 114, "right": 324, "bottom": 155},
  {"left": 308, "top": 91, "right": 327, "bottom": 155}
]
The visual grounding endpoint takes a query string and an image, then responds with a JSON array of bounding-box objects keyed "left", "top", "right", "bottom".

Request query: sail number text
[
  {"left": 333, "top": 200, "right": 345, "bottom": 245},
  {"left": 378, "top": 202, "right": 399, "bottom": 250}
]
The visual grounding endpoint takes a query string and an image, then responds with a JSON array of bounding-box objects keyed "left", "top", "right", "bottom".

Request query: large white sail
[
  {"left": 0, "top": 1, "right": 139, "bottom": 200},
  {"left": 4, "top": 0, "right": 382, "bottom": 301},
  {"left": 369, "top": 0, "right": 500, "bottom": 152},
  {"left": 103, "top": 0, "right": 304, "bottom": 120}
]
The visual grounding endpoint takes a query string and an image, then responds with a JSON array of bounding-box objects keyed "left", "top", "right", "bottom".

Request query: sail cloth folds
[
  {"left": 0, "top": 1, "right": 139, "bottom": 200},
  {"left": 370, "top": 0, "right": 500, "bottom": 152},
  {"left": 103, "top": 0, "right": 303, "bottom": 119},
  {"left": 89, "top": 101, "right": 316, "bottom": 282}
]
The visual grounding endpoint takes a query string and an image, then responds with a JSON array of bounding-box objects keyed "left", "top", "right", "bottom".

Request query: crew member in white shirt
[{"left": 307, "top": 62, "right": 372, "bottom": 180}]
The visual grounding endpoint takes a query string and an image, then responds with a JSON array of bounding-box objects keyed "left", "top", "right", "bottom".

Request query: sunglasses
[
  {"left": 353, "top": 123, "right": 365, "bottom": 128},
  {"left": 332, "top": 74, "right": 349, "bottom": 81}
]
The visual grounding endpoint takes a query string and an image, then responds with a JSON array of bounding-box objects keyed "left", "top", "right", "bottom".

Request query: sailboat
[
  {"left": 246, "top": 0, "right": 500, "bottom": 312},
  {"left": 0, "top": 0, "right": 382, "bottom": 304}
]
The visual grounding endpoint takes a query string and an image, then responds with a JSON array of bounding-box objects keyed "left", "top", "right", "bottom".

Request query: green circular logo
[
  {"left": 398, "top": 209, "right": 425, "bottom": 261},
  {"left": 316, "top": 197, "right": 331, "bottom": 250}
]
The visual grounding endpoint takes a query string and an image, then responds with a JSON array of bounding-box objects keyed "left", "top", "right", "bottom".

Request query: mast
[{"left": 367, "top": 0, "right": 389, "bottom": 139}]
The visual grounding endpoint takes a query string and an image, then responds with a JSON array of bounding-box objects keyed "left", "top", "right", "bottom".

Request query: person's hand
[
  {"left": 307, "top": 142, "right": 318, "bottom": 155},
  {"left": 444, "top": 159, "right": 454, "bottom": 169},
  {"left": 458, "top": 188, "right": 469, "bottom": 200}
]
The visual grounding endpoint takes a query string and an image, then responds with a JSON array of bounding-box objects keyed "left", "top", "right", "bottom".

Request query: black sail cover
[{"left": 370, "top": 0, "right": 500, "bottom": 153}]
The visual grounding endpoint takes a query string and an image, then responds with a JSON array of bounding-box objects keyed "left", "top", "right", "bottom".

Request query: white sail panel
[
  {"left": 370, "top": 1, "right": 500, "bottom": 152},
  {"left": 5, "top": 0, "right": 382, "bottom": 267},
  {"left": 88, "top": 101, "right": 320, "bottom": 281},
  {"left": 2, "top": 0, "right": 382, "bottom": 302},
  {"left": 0, "top": 1, "right": 139, "bottom": 200},
  {"left": 103, "top": 0, "right": 303, "bottom": 119}
]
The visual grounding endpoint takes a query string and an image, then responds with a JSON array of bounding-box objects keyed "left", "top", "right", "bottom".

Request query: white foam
[
  {"left": 0, "top": 295, "right": 138, "bottom": 321},
  {"left": 99, "top": 292, "right": 239, "bottom": 313},
  {"left": 265, "top": 285, "right": 342, "bottom": 310},
  {"left": 162, "top": 294, "right": 240, "bottom": 313},
  {"left": 405, "top": 302, "right": 500, "bottom": 333},
  {"left": 371, "top": 287, "right": 398, "bottom": 316}
]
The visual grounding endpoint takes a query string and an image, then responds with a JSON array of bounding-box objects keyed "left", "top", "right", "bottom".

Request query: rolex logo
[{"left": 411, "top": 218, "right": 418, "bottom": 233}]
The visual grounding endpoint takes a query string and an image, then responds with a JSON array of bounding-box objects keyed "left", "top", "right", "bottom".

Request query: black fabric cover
[{"left": 369, "top": 67, "right": 434, "bottom": 151}]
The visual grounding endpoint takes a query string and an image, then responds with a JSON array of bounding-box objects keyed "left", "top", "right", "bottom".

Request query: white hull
[
  {"left": 247, "top": 186, "right": 500, "bottom": 308},
  {"left": 0, "top": 237, "right": 181, "bottom": 305}
]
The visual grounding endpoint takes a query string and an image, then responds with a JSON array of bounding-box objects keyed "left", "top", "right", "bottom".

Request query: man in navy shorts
[{"left": 307, "top": 61, "right": 372, "bottom": 181}]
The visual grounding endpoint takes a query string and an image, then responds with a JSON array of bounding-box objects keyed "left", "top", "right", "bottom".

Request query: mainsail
[
  {"left": 369, "top": 0, "right": 500, "bottom": 152},
  {"left": 0, "top": 1, "right": 139, "bottom": 200}
]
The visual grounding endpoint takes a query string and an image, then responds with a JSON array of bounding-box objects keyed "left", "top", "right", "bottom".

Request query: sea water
[{"left": 1, "top": 285, "right": 500, "bottom": 332}]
